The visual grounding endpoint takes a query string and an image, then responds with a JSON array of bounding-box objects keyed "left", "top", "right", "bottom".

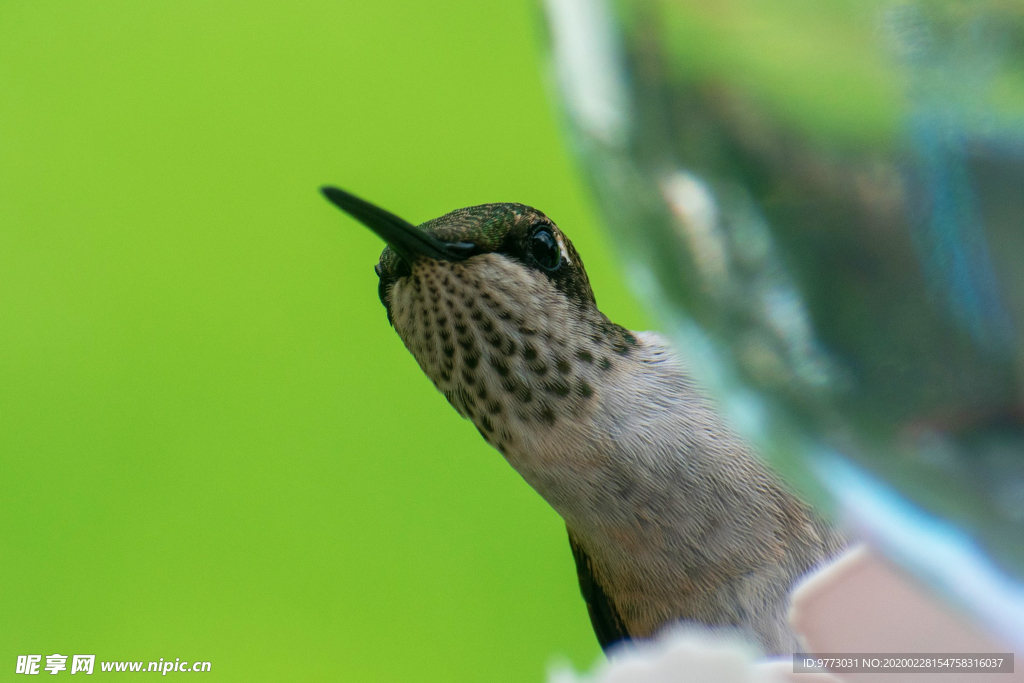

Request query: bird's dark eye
[{"left": 531, "top": 228, "right": 561, "bottom": 270}]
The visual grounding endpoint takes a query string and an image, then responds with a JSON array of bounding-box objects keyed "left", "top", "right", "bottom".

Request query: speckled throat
[{"left": 387, "top": 252, "right": 636, "bottom": 458}]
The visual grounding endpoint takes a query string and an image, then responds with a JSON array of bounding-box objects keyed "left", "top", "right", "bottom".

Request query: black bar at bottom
[{"left": 793, "top": 653, "right": 1014, "bottom": 674}]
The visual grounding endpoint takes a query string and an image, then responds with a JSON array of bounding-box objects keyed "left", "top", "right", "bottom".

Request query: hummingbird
[{"left": 320, "top": 186, "right": 846, "bottom": 655}]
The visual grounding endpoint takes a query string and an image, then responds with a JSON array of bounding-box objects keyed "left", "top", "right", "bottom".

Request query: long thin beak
[{"left": 320, "top": 186, "right": 474, "bottom": 262}]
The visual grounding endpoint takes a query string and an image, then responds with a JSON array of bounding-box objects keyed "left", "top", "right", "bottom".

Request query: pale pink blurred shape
[{"left": 789, "top": 545, "right": 1020, "bottom": 683}]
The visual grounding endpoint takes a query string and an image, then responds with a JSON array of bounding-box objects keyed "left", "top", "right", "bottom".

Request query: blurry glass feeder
[{"left": 543, "top": 0, "right": 1024, "bottom": 646}]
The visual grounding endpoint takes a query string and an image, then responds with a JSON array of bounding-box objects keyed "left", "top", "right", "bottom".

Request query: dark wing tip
[{"left": 567, "top": 527, "right": 632, "bottom": 652}]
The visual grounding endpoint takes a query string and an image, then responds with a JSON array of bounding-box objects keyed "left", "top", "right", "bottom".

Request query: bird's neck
[
  {"left": 500, "top": 329, "right": 745, "bottom": 523},
  {"left": 501, "top": 329, "right": 823, "bottom": 560}
]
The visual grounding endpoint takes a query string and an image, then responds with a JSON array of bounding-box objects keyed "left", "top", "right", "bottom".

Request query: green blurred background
[{"left": 0, "top": 0, "right": 650, "bottom": 680}]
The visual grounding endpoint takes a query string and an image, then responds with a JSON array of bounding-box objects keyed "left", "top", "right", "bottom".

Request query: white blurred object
[
  {"left": 542, "top": 0, "right": 628, "bottom": 146},
  {"left": 549, "top": 628, "right": 840, "bottom": 683},
  {"left": 551, "top": 545, "right": 1020, "bottom": 683}
]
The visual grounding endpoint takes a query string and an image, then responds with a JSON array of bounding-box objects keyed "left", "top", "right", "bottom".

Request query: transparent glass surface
[{"left": 543, "top": 0, "right": 1024, "bottom": 643}]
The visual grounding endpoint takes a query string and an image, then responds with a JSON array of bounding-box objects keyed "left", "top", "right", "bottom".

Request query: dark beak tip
[
  {"left": 319, "top": 185, "right": 349, "bottom": 207},
  {"left": 319, "top": 185, "right": 471, "bottom": 264}
]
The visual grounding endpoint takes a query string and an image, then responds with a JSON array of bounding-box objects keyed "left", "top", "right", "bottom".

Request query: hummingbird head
[{"left": 321, "top": 186, "right": 637, "bottom": 457}]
